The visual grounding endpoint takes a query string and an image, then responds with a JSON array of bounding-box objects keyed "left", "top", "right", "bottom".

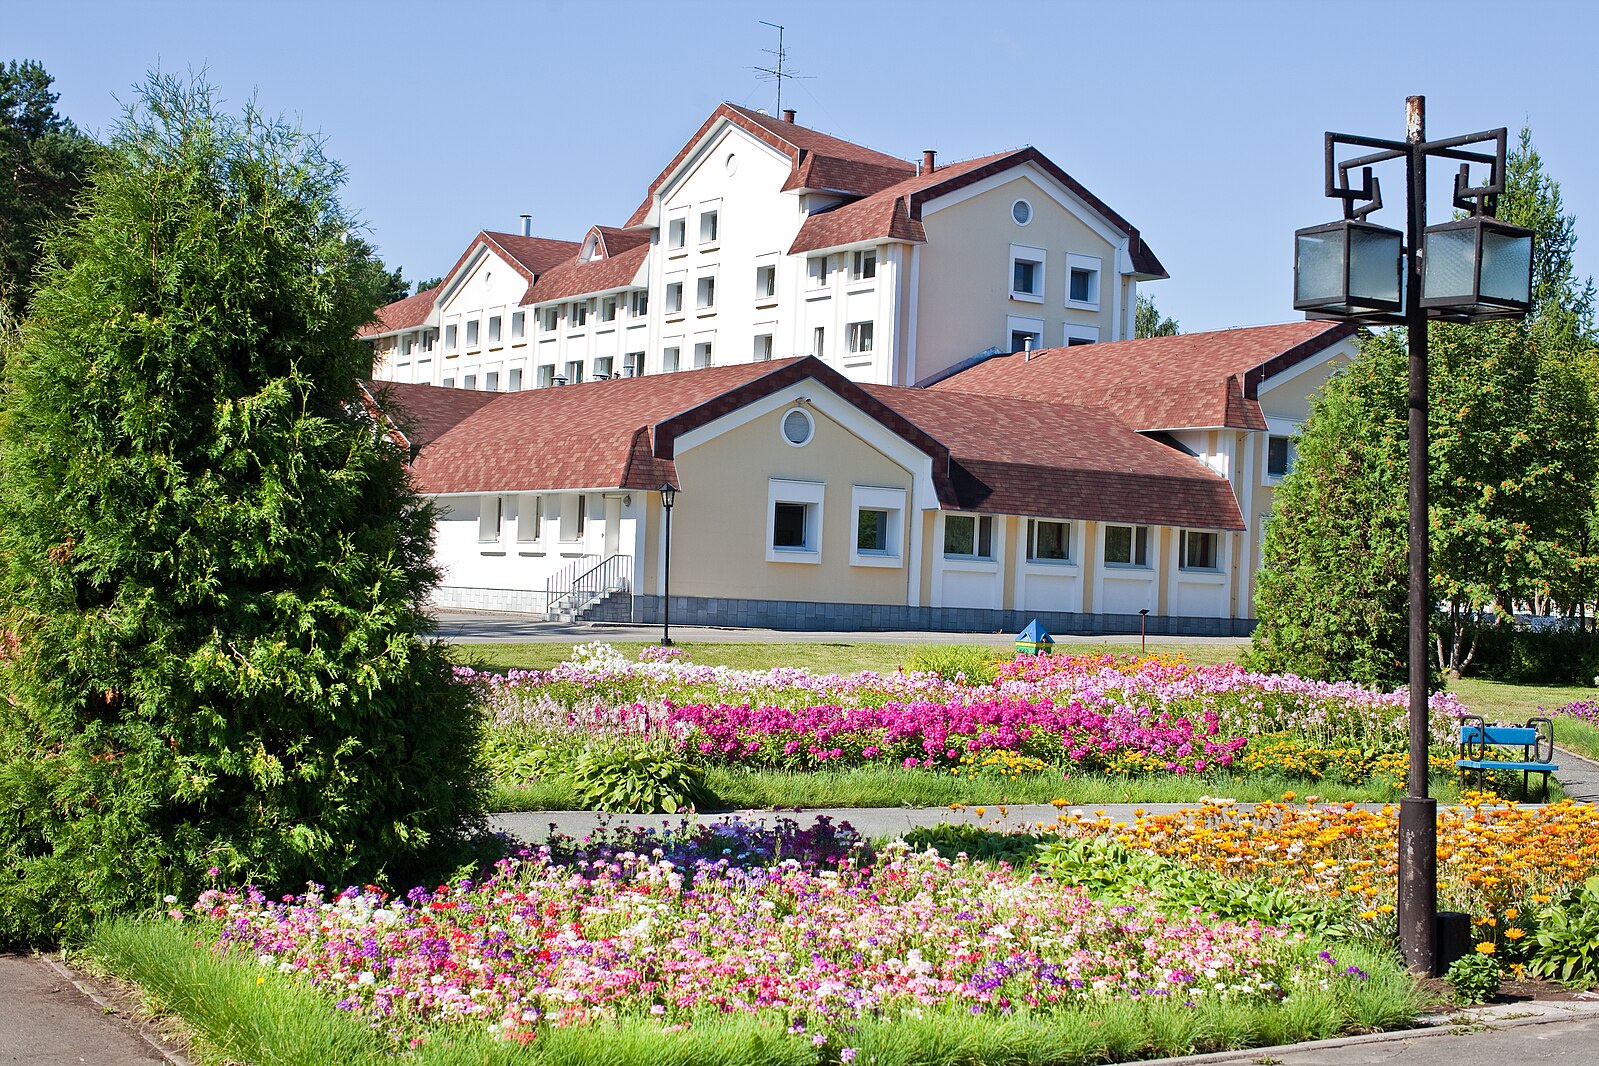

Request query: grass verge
[
  {"left": 91, "top": 919, "right": 1421, "bottom": 1066},
  {"left": 1448, "top": 676, "right": 1591, "bottom": 723},
  {"left": 454, "top": 639, "right": 1251, "bottom": 674},
  {"left": 489, "top": 765, "right": 1469, "bottom": 813},
  {"left": 1554, "top": 716, "right": 1599, "bottom": 763}
]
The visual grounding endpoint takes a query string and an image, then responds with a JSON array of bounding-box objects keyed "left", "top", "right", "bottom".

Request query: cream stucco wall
[
  {"left": 911, "top": 170, "right": 1124, "bottom": 384},
  {"left": 668, "top": 402, "right": 915, "bottom": 603}
]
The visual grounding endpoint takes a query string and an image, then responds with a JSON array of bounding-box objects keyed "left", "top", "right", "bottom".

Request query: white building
[{"left": 364, "top": 103, "right": 1167, "bottom": 392}]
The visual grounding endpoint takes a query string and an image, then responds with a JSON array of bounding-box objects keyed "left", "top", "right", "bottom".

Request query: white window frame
[
  {"left": 600, "top": 296, "right": 617, "bottom": 322},
  {"left": 766, "top": 479, "right": 825, "bottom": 563},
  {"left": 510, "top": 311, "right": 526, "bottom": 340},
  {"left": 846, "top": 320, "right": 874, "bottom": 357},
  {"left": 1103, "top": 523, "right": 1150, "bottom": 568},
  {"left": 666, "top": 214, "right": 688, "bottom": 252},
  {"left": 559, "top": 494, "right": 587, "bottom": 542},
  {"left": 807, "top": 254, "right": 832, "bottom": 290},
  {"left": 1009, "top": 243, "right": 1046, "bottom": 303},
  {"left": 465, "top": 319, "right": 480, "bottom": 349},
  {"left": 462, "top": 373, "right": 477, "bottom": 390},
  {"left": 943, "top": 513, "right": 995, "bottom": 560},
  {"left": 1026, "top": 519, "right": 1073, "bottom": 564},
  {"left": 444, "top": 322, "right": 459, "bottom": 351},
  {"left": 1067, "top": 252, "right": 1102, "bottom": 310},
  {"left": 1064, "top": 322, "right": 1100, "bottom": 346},
  {"left": 593, "top": 356, "right": 614, "bottom": 380},
  {"left": 1007, "top": 314, "right": 1044, "bottom": 354},
  {"left": 692, "top": 339, "right": 712, "bottom": 368},
  {"left": 1179, "top": 529, "right": 1222, "bottom": 572},
  {"left": 631, "top": 290, "right": 649, "bottom": 317},
  {"left": 699, "top": 207, "right": 719, "bottom": 246},
  {"left": 753, "top": 331, "right": 774, "bottom": 361},
  {"left": 851, "top": 249, "right": 878, "bottom": 281},
  {"left": 664, "top": 276, "right": 685, "bottom": 316},
  {"left": 564, "top": 359, "right": 583, "bottom": 384},
  {"left": 570, "top": 301, "right": 589, "bottom": 328},
  {"left": 477, "top": 495, "right": 503, "bottom": 544},
  {"left": 487, "top": 315, "right": 502, "bottom": 345},
  {"left": 812, "top": 325, "right": 826, "bottom": 358},
  {"left": 662, "top": 341, "right": 682, "bottom": 373},
  {"left": 536, "top": 364, "right": 555, "bottom": 388},
  {"left": 849, "top": 485, "right": 905, "bottom": 568},
  {"left": 485, "top": 370, "right": 499, "bottom": 391},
  {"left": 516, "top": 494, "right": 542, "bottom": 543},
  {"left": 695, "top": 272, "right": 716, "bottom": 311},
  {"left": 508, "top": 366, "right": 523, "bottom": 391},
  {"left": 1267, "top": 434, "right": 1297, "bottom": 480},
  {"left": 754, "top": 261, "right": 778, "bottom": 302}
]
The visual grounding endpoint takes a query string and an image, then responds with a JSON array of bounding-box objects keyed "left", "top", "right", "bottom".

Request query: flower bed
[{"left": 181, "top": 819, "right": 1376, "bottom": 1050}]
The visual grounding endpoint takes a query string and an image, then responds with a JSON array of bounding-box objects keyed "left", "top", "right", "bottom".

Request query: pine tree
[{"left": 0, "top": 76, "right": 485, "bottom": 945}]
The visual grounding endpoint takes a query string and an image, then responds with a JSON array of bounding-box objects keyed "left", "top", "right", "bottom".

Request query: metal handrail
[
  {"left": 547, "top": 554, "right": 632, "bottom": 616},
  {"left": 544, "top": 553, "right": 600, "bottom": 612}
]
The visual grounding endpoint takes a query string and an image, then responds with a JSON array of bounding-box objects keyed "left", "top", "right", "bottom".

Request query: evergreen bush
[{"left": 0, "top": 77, "right": 485, "bottom": 945}]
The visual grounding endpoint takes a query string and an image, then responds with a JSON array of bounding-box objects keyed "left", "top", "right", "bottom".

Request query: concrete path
[
  {"left": 0, "top": 953, "right": 185, "bottom": 1065},
  {"left": 1553, "top": 744, "right": 1599, "bottom": 803}
]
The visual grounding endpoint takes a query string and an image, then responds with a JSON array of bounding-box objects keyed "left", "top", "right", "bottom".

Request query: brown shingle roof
[
  {"left": 358, "top": 284, "right": 440, "bottom": 338},
  {"left": 363, "top": 380, "right": 499, "bottom": 451},
  {"left": 929, "top": 322, "right": 1358, "bottom": 432},
  {"left": 482, "top": 232, "right": 585, "bottom": 277},
  {"left": 526, "top": 243, "right": 650, "bottom": 304},
  {"left": 592, "top": 226, "right": 650, "bottom": 256},
  {"left": 865, "top": 386, "right": 1244, "bottom": 530},
  {"left": 624, "top": 103, "right": 916, "bottom": 228}
]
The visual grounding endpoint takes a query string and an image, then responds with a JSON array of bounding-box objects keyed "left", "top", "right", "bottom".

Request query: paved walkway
[
  {"left": 1553, "top": 744, "right": 1599, "bottom": 803},
  {"left": 0, "top": 953, "right": 184, "bottom": 1064}
]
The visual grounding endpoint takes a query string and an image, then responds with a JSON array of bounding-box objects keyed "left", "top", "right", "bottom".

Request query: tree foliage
[
  {"left": 0, "top": 76, "right": 486, "bottom": 946},
  {"left": 1135, "top": 293, "right": 1179, "bottom": 338},
  {"left": 1250, "top": 128, "right": 1599, "bottom": 682},
  {"left": 0, "top": 60, "right": 99, "bottom": 321}
]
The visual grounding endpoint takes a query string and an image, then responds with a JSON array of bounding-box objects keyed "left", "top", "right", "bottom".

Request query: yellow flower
[
  {"left": 1503, "top": 927, "right": 1526, "bottom": 940},
  {"left": 1475, "top": 942, "right": 1496, "bottom": 955}
]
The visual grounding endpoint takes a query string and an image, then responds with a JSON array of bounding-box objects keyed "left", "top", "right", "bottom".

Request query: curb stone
[
  {"left": 39, "top": 953, "right": 196, "bottom": 1066},
  {"left": 1131, "top": 999, "right": 1599, "bottom": 1066}
]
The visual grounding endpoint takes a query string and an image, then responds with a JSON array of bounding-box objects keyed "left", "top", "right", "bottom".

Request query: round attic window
[
  {"left": 1012, "top": 199, "right": 1033, "bottom": 226},
  {"left": 725, "top": 152, "right": 739, "bottom": 175},
  {"left": 782, "top": 407, "right": 814, "bottom": 447}
]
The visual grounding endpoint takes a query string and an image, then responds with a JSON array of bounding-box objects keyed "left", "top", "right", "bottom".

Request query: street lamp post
[
  {"left": 658, "top": 483, "right": 678, "bottom": 647},
  {"left": 1293, "top": 97, "right": 1533, "bottom": 976}
]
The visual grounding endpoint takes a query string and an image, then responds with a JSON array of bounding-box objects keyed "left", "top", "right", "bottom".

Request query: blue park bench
[{"left": 1456, "top": 714, "right": 1559, "bottom": 800}]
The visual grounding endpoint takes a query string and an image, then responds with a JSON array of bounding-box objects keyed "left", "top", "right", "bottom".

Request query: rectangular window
[
  {"left": 478, "top": 496, "right": 502, "bottom": 543},
  {"left": 623, "top": 352, "right": 644, "bottom": 377},
  {"left": 488, "top": 315, "right": 502, "bottom": 343},
  {"left": 856, "top": 509, "right": 888, "bottom": 552},
  {"left": 807, "top": 255, "right": 831, "bottom": 289},
  {"left": 852, "top": 249, "right": 878, "bottom": 281},
  {"left": 631, "top": 290, "right": 649, "bottom": 317},
  {"left": 536, "top": 364, "right": 554, "bottom": 388},
  {"left": 1267, "top": 435, "right": 1295, "bottom": 477},
  {"left": 667, "top": 217, "right": 686, "bottom": 250},
  {"left": 510, "top": 311, "right": 525, "bottom": 339},
  {"left": 1067, "top": 253, "right": 1102, "bottom": 308},
  {"left": 565, "top": 360, "right": 583, "bottom": 384},
  {"left": 693, "top": 341, "right": 712, "bottom": 368},
  {"left": 401, "top": 334, "right": 415, "bottom": 357},
  {"left": 1010, "top": 243, "right": 1046, "bottom": 301},
  {"left": 593, "top": 356, "right": 613, "bottom": 379},
  {"left": 600, "top": 297, "right": 617, "bottom": 322},
  {"left": 559, "top": 494, "right": 587, "bottom": 542},
  {"left": 696, "top": 275, "right": 716, "bottom": 310},
  {"left": 699, "top": 209, "right": 718, "bottom": 244},
  {"left": 570, "top": 301, "right": 589, "bottom": 327},
  {"left": 1013, "top": 259, "right": 1039, "bottom": 295},
  {"left": 463, "top": 373, "right": 477, "bottom": 390},
  {"left": 442, "top": 376, "right": 455, "bottom": 389},
  {"left": 665, "top": 281, "right": 684, "bottom": 315},
  {"left": 517, "top": 494, "right": 541, "bottom": 542},
  {"left": 943, "top": 514, "right": 994, "bottom": 559},
  {"left": 773, "top": 502, "right": 808, "bottom": 548},
  {"left": 847, "top": 320, "right": 874, "bottom": 354},
  {"left": 444, "top": 323, "right": 459, "bottom": 351},
  {"left": 812, "top": 326, "right": 826, "bottom": 358},
  {"left": 1180, "top": 530, "right": 1219, "bottom": 571},
  {"left": 465, "top": 320, "right": 480, "bottom": 348},
  {"left": 1103, "top": 524, "right": 1150, "bottom": 567},
  {"left": 1028, "top": 519, "right": 1070, "bottom": 562},
  {"left": 508, "top": 367, "right": 523, "bottom": 391},
  {"left": 542, "top": 307, "right": 559, "bottom": 331},
  {"left": 755, "top": 263, "right": 777, "bottom": 299},
  {"left": 663, "top": 345, "right": 680, "bottom": 372},
  {"left": 484, "top": 371, "right": 499, "bottom": 391},
  {"left": 850, "top": 485, "right": 905, "bottom": 566},
  {"left": 753, "top": 333, "right": 774, "bottom": 361},
  {"left": 1011, "top": 329, "right": 1039, "bottom": 353}
]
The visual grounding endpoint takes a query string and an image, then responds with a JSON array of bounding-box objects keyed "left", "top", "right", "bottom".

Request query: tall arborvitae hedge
[{"left": 0, "top": 78, "right": 485, "bottom": 945}]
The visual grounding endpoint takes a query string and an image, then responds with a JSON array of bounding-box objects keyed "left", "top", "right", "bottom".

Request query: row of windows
[
  {"left": 666, "top": 206, "right": 719, "bottom": 252},
  {"left": 941, "top": 517, "right": 1221, "bottom": 571},
  {"left": 478, "top": 493, "right": 587, "bottom": 545},
  {"left": 536, "top": 291, "right": 650, "bottom": 333},
  {"left": 1009, "top": 246, "right": 1102, "bottom": 309}
]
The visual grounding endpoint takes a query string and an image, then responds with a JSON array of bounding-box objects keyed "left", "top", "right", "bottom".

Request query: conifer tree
[{"left": 0, "top": 76, "right": 485, "bottom": 945}]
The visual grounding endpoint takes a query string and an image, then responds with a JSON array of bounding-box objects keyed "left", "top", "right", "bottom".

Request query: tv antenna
[{"left": 753, "top": 21, "right": 811, "bottom": 115}]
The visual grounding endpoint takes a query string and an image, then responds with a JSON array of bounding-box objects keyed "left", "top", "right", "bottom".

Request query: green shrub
[
  {"left": 568, "top": 747, "right": 718, "bottom": 814},
  {"left": 1459, "top": 623, "right": 1597, "bottom": 686},
  {"left": 1444, "top": 952, "right": 1502, "bottom": 1004},
  {"left": 905, "top": 645, "right": 1005, "bottom": 684},
  {"left": 0, "top": 77, "right": 485, "bottom": 947},
  {"left": 1528, "top": 875, "right": 1599, "bottom": 988},
  {"left": 900, "top": 823, "right": 1044, "bottom": 867}
]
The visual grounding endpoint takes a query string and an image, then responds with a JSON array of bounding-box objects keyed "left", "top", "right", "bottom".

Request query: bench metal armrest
[
  {"left": 1527, "top": 716, "right": 1556, "bottom": 763},
  {"left": 1459, "top": 714, "right": 1488, "bottom": 762}
]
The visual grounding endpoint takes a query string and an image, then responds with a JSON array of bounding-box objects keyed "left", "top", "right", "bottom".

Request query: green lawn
[
  {"left": 1447, "top": 676, "right": 1591, "bottom": 721},
  {"left": 455, "top": 638, "right": 1251, "bottom": 674}
]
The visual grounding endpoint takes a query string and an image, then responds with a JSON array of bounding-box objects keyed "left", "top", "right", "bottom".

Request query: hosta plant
[{"left": 567, "top": 746, "right": 717, "bottom": 813}]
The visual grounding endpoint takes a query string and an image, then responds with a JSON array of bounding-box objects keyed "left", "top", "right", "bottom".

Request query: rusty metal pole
[{"left": 1397, "top": 93, "right": 1439, "bottom": 977}]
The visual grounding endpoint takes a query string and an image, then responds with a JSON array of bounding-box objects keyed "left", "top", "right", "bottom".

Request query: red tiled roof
[
  {"left": 482, "top": 232, "right": 584, "bottom": 277},
  {"left": 363, "top": 380, "right": 499, "bottom": 451},
  {"left": 866, "top": 386, "right": 1244, "bottom": 530},
  {"left": 592, "top": 226, "right": 650, "bottom": 256},
  {"left": 358, "top": 284, "right": 440, "bottom": 338},
  {"left": 525, "top": 243, "right": 650, "bottom": 305},
  {"left": 790, "top": 147, "right": 1165, "bottom": 276},
  {"left": 930, "top": 322, "right": 1358, "bottom": 431},
  {"left": 624, "top": 103, "right": 916, "bottom": 228}
]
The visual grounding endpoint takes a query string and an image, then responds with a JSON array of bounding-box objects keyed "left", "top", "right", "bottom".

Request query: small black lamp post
[
  {"left": 658, "top": 482, "right": 678, "bottom": 647},
  {"left": 1293, "top": 97, "right": 1533, "bottom": 976},
  {"left": 1138, "top": 608, "right": 1150, "bottom": 653}
]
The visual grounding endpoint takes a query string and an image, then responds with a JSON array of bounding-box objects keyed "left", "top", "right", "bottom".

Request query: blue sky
[{"left": 12, "top": 0, "right": 1598, "bottom": 333}]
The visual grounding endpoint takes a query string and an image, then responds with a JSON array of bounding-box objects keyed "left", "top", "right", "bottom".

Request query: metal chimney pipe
[{"left": 519, "top": 213, "right": 532, "bottom": 237}]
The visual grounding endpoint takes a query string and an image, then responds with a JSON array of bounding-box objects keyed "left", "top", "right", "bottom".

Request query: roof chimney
[
  {"left": 922, "top": 150, "right": 937, "bottom": 175},
  {"left": 519, "top": 213, "right": 532, "bottom": 237},
  {"left": 782, "top": 108, "right": 797, "bottom": 124}
]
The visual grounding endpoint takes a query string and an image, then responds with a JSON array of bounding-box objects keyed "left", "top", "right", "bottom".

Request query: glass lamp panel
[
  {"left": 1348, "top": 227, "right": 1402, "bottom": 305},
  {"left": 1480, "top": 228, "right": 1533, "bottom": 305},
  {"left": 1295, "top": 228, "right": 1346, "bottom": 306},
  {"left": 1423, "top": 226, "right": 1479, "bottom": 303}
]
